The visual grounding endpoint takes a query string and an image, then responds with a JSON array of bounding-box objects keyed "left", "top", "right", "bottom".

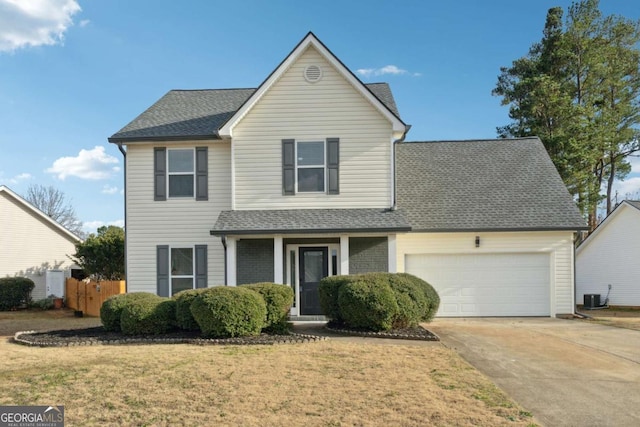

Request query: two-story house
[{"left": 109, "top": 32, "right": 586, "bottom": 318}]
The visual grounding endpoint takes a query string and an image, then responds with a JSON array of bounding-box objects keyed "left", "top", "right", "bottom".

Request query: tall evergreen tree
[{"left": 493, "top": 0, "right": 640, "bottom": 230}]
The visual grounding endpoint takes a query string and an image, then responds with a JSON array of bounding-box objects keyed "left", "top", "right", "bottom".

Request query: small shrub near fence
[
  {"left": 0, "top": 277, "right": 35, "bottom": 311},
  {"left": 120, "top": 297, "right": 176, "bottom": 335},
  {"left": 100, "top": 293, "right": 158, "bottom": 332}
]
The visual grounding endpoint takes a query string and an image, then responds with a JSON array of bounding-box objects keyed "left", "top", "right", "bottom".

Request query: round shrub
[
  {"left": 337, "top": 278, "right": 398, "bottom": 331},
  {"left": 0, "top": 277, "right": 35, "bottom": 311},
  {"left": 397, "top": 273, "right": 440, "bottom": 321},
  {"left": 319, "top": 275, "right": 357, "bottom": 323},
  {"left": 387, "top": 274, "right": 430, "bottom": 328},
  {"left": 120, "top": 296, "right": 176, "bottom": 335},
  {"left": 241, "top": 283, "right": 293, "bottom": 333},
  {"left": 190, "top": 286, "right": 267, "bottom": 338},
  {"left": 100, "top": 292, "right": 158, "bottom": 332},
  {"left": 173, "top": 289, "right": 208, "bottom": 331}
]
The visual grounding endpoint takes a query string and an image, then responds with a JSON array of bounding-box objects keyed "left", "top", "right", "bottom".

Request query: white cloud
[
  {"left": 629, "top": 155, "right": 640, "bottom": 174},
  {"left": 357, "top": 65, "right": 420, "bottom": 78},
  {"left": 101, "top": 185, "right": 118, "bottom": 195},
  {"left": 0, "top": 0, "right": 82, "bottom": 52},
  {"left": 78, "top": 19, "right": 89, "bottom": 27},
  {"left": 9, "top": 172, "right": 32, "bottom": 183},
  {"left": 610, "top": 176, "right": 640, "bottom": 201},
  {"left": 46, "top": 146, "right": 120, "bottom": 180}
]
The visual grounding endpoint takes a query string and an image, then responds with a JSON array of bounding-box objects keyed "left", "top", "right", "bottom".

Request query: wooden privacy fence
[{"left": 65, "top": 278, "right": 126, "bottom": 317}]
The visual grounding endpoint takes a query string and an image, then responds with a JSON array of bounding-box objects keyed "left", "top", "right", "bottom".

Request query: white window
[
  {"left": 171, "top": 247, "right": 194, "bottom": 295},
  {"left": 168, "top": 149, "right": 194, "bottom": 197},
  {"left": 296, "top": 141, "right": 325, "bottom": 192}
]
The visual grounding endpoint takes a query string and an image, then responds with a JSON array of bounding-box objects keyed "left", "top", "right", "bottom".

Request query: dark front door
[{"left": 299, "top": 247, "right": 328, "bottom": 315}]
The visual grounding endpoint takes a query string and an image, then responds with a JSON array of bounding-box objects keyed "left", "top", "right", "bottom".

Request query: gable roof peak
[{"left": 218, "top": 32, "right": 407, "bottom": 139}]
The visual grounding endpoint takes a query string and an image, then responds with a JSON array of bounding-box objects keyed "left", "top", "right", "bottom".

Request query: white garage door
[{"left": 405, "top": 253, "right": 550, "bottom": 317}]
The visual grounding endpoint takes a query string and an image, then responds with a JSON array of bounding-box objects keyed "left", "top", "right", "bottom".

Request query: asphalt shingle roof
[
  {"left": 396, "top": 137, "right": 587, "bottom": 231},
  {"left": 109, "top": 83, "right": 400, "bottom": 142},
  {"left": 210, "top": 208, "right": 411, "bottom": 235}
]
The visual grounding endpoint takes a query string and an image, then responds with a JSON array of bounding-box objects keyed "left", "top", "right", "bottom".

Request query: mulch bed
[
  {"left": 325, "top": 322, "right": 439, "bottom": 341},
  {"left": 13, "top": 327, "right": 327, "bottom": 347},
  {"left": 11, "top": 322, "right": 439, "bottom": 347}
]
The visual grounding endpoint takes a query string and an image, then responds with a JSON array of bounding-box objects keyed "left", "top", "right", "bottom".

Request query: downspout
[
  {"left": 220, "top": 235, "right": 227, "bottom": 285},
  {"left": 117, "top": 143, "right": 128, "bottom": 292}
]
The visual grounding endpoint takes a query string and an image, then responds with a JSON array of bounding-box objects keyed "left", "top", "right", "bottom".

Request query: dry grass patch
[
  {"left": 0, "top": 339, "right": 535, "bottom": 426},
  {"left": 0, "top": 309, "right": 101, "bottom": 336},
  {"left": 578, "top": 308, "right": 640, "bottom": 331}
]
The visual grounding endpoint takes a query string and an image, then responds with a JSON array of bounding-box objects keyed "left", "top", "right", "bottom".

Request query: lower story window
[{"left": 171, "top": 247, "right": 194, "bottom": 295}]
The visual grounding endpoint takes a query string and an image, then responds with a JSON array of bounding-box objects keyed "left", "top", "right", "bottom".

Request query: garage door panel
[{"left": 406, "top": 253, "right": 550, "bottom": 317}]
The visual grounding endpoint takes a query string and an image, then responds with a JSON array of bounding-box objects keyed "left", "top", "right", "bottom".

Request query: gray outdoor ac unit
[{"left": 584, "top": 294, "right": 600, "bottom": 309}]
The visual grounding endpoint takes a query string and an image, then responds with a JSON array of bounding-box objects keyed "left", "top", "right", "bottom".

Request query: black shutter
[
  {"left": 157, "top": 245, "right": 169, "bottom": 297},
  {"left": 327, "top": 138, "right": 339, "bottom": 194},
  {"left": 282, "top": 139, "right": 295, "bottom": 195},
  {"left": 195, "top": 245, "right": 207, "bottom": 289},
  {"left": 195, "top": 147, "right": 208, "bottom": 201},
  {"left": 154, "top": 148, "right": 167, "bottom": 201}
]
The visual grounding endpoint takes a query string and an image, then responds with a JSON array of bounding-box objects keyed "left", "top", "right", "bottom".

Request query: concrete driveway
[{"left": 429, "top": 318, "right": 640, "bottom": 427}]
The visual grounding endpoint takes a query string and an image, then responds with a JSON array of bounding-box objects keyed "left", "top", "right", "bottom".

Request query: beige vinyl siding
[
  {"left": 396, "top": 231, "right": 576, "bottom": 315},
  {"left": 0, "top": 191, "right": 78, "bottom": 300},
  {"left": 576, "top": 205, "right": 640, "bottom": 306},
  {"left": 125, "top": 141, "right": 231, "bottom": 293},
  {"left": 232, "top": 45, "right": 393, "bottom": 210}
]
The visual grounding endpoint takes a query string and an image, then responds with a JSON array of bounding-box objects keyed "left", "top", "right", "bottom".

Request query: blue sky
[{"left": 1, "top": 0, "right": 639, "bottom": 233}]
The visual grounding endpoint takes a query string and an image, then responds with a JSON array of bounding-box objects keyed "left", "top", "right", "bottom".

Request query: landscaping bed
[
  {"left": 13, "top": 326, "right": 326, "bottom": 347},
  {"left": 326, "top": 322, "right": 439, "bottom": 341}
]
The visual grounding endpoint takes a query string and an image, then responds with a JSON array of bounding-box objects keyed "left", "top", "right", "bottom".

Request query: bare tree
[{"left": 25, "top": 184, "right": 84, "bottom": 237}]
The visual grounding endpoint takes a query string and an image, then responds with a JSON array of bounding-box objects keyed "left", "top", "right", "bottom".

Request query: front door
[{"left": 299, "top": 247, "right": 328, "bottom": 315}]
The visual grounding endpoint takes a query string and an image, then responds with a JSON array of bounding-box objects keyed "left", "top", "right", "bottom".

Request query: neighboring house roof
[
  {"left": 108, "top": 83, "right": 400, "bottom": 143},
  {"left": 396, "top": 137, "right": 588, "bottom": 232},
  {"left": 210, "top": 208, "right": 411, "bottom": 235},
  {"left": 576, "top": 200, "right": 640, "bottom": 254},
  {"left": 0, "top": 185, "right": 82, "bottom": 242}
]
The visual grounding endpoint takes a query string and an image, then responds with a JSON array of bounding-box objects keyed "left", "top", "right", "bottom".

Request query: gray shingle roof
[
  {"left": 396, "top": 137, "right": 587, "bottom": 231},
  {"left": 210, "top": 208, "right": 411, "bottom": 235},
  {"left": 109, "top": 84, "right": 400, "bottom": 142}
]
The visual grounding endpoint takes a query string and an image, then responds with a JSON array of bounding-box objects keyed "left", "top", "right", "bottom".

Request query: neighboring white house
[
  {"left": 109, "top": 32, "right": 586, "bottom": 318},
  {"left": 0, "top": 185, "right": 82, "bottom": 301},
  {"left": 576, "top": 200, "right": 640, "bottom": 307}
]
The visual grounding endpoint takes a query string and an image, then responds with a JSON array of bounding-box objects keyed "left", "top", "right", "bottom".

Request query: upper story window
[
  {"left": 154, "top": 147, "right": 208, "bottom": 201},
  {"left": 168, "top": 149, "right": 194, "bottom": 197},
  {"left": 282, "top": 138, "right": 339, "bottom": 196},
  {"left": 297, "top": 141, "right": 325, "bottom": 192}
]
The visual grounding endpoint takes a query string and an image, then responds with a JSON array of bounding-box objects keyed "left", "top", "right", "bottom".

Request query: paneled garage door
[{"left": 405, "top": 253, "right": 550, "bottom": 317}]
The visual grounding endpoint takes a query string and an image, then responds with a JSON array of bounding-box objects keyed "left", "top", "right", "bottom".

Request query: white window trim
[
  {"left": 169, "top": 245, "right": 195, "bottom": 295},
  {"left": 295, "top": 140, "right": 326, "bottom": 194},
  {"left": 167, "top": 148, "right": 195, "bottom": 199}
]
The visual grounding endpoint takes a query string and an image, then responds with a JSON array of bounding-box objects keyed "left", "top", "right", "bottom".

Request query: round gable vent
[{"left": 304, "top": 65, "right": 322, "bottom": 83}]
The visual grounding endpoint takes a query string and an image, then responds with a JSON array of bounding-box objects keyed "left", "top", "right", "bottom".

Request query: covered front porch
[{"left": 210, "top": 208, "right": 410, "bottom": 317}]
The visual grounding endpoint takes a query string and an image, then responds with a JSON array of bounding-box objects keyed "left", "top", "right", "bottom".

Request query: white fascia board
[
  {"left": 0, "top": 185, "right": 82, "bottom": 242},
  {"left": 218, "top": 33, "right": 406, "bottom": 138}
]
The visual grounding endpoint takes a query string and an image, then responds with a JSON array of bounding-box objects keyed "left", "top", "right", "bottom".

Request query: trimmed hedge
[
  {"left": 337, "top": 277, "right": 399, "bottom": 331},
  {"left": 100, "top": 292, "right": 158, "bottom": 332},
  {"left": 173, "top": 289, "right": 208, "bottom": 331},
  {"left": 0, "top": 277, "right": 35, "bottom": 311},
  {"left": 318, "top": 275, "right": 353, "bottom": 323},
  {"left": 319, "top": 272, "right": 441, "bottom": 330},
  {"left": 240, "top": 283, "right": 293, "bottom": 333},
  {"left": 397, "top": 273, "right": 440, "bottom": 321},
  {"left": 190, "top": 286, "right": 267, "bottom": 338},
  {"left": 120, "top": 297, "right": 176, "bottom": 335}
]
